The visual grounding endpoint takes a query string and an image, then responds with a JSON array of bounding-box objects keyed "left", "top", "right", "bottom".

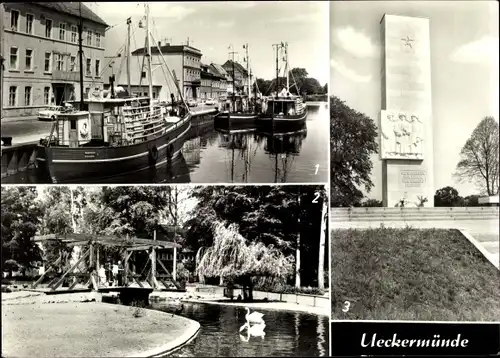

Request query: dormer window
[{"left": 10, "top": 10, "right": 19, "bottom": 31}]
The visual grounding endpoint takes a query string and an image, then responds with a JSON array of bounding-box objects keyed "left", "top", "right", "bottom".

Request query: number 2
[
  {"left": 314, "top": 164, "right": 319, "bottom": 175},
  {"left": 342, "top": 301, "right": 351, "bottom": 312},
  {"left": 312, "top": 192, "right": 320, "bottom": 203}
]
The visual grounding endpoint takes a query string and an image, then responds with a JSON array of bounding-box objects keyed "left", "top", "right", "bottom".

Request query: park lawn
[
  {"left": 331, "top": 227, "right": 500, "bottom": 321},
  {"left": 2, "top": 302, "right": 198, "bottom": 357}
]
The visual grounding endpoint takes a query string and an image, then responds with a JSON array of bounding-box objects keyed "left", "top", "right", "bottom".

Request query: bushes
[{"left": 253, "top": 281, "right": 325, "bottom": 296}]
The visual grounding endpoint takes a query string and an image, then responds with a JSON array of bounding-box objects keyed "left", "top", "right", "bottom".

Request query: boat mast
[
  {"left": 244, "top": 43, "right": 249, "bottom": 99},
  {"left": 229, "top": 45, "right": 237, "bottom": 112},
  {"left": 0, "top": 3, "right": 4, "bottom": 119},
  {"left": 126, "top": 17, "right": 131, "bottom": 95},
  {"left": 274, "top": 44, "right": 279, "bottom": 97},
  {"left": 285, "top": 43, "right": 289, "bottom": 93},
  {"left": 145, "top": 3, "right": 153, "bottom": 115},
  {"left": 78, "top": 2, "right": 84, "bottom": 108}
]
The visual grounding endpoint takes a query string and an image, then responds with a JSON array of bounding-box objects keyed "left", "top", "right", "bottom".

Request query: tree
[
  {"left": 195, "top": 221, "right": 294, "bottom": 301},
  {"left": 434, "top": 186, "right": 462, "bottom": 207},
  {"left": 1, "top": 187, "right": 43, "bottom": 276},
  {"left": 330, "top": 96, "right": 379, "bottom": 206},
  {"left": 184, "top": 186, "right": 327, "bottom": 288},
  {"left": 455, "top": 116, "right": 499, "bottom": 196}
]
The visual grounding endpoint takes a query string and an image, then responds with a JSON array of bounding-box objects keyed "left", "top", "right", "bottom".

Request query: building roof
[
  {"left": 211, "top": 63, "right": 228, "bottom": 77},
  {"left": 131, "top": 44, "right": 202, "bottom": 57},
  {"left": 208, "top": 64, "right": 226, "bottom": 80},
  {"left": 34, "top": 2, "right": 109, "bottom": 27},
  {"left": 222, "top": 60, "right": 248, "bottom": 76}
]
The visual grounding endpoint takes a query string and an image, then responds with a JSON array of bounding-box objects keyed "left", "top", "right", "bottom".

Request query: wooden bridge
[{"left": 31, "top": 232, "right": 184, "bottom": 302}]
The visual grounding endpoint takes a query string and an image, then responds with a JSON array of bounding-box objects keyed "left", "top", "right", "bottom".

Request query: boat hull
[
  {"left": 36, "top": 115, "right": 192, "bottom": 183},
  {"left": 255, "top": 109, "right": 308, "bottom": 132},
  {"left": 214, "top": 112, "right": 258, "bottom": 129}
]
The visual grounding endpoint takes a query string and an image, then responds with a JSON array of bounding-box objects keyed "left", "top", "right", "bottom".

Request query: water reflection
[
  {"left": 152, "top": 302, "right": 329, "bottom": 357},
  {"left": 184, "top": 103, "right": 327, "bottom": 183},
  {"left": 2, "top": 104, "right": 328, "bottom": 184}
]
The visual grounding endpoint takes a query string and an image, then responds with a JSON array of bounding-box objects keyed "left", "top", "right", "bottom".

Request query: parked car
[
  {"left": 37, "top": 105, "right": 63, "bottom": 121},
  {"left": 205, "top": 98, "right": 216, "bottom": 106},
  {"left": 187, "top": 99, "right": 197, "bottom": 107}
]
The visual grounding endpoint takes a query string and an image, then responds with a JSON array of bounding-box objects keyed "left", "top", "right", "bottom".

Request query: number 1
[{"left": 314, "top": 164, "right": 319, "bottom": 175}]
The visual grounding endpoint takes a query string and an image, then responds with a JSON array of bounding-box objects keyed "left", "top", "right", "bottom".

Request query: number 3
[{"left": 342, "top": 301, "right": 351, "bottom": 312}]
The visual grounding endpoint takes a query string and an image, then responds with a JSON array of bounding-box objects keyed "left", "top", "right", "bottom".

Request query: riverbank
[
  {"left": 149, "top": 289, "right": 329, "bottom": 317},
  {"left": 2, "top": 293, "right": 200, "bottom": 357},
  {"left": 183, "top": 297, "right": 329, "bottom": 317}
]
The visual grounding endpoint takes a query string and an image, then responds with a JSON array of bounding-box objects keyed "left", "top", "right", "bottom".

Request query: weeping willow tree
[{"left": 196, "top": 221, "right": 294, "bottom": 301}]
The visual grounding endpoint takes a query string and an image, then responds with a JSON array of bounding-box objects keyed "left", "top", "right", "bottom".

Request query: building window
[
  {"left": 44, "top": 52, "right": 52, "bottom": 72},
  {"left": 45, "top": 19, "right": 52, "bottom": 38},
  {"left": 141, "top": 71, "right": 146, "bottom": 78},
  {"left": 70, "top": 56, "right": 76, "bottom": 71},
  {"left": 43, "top": 87, "right": 51, "bottom": 105},
  {"left": 95, "top": 59, "right": 100, "bottom": 77},
  {"left": 26, "top": 14, "right": 34, "bottom": 34},
  {"left": 71, "top": 25, "right": 77, "bottom": 43},
  {"left": 153, "top": 92, "right": 157, "bottom": 99},
  {"left": 96, "top": 33, "right": 101, "bottom": 48},
  {"left": 56, "top": 54, "right": 64, "bottom": 71},
  {"left": 10, "top": 47, "right": 19, "bottom": 70},
  {"left": 86, "top": 58, "right": 91, "bottom": 76},
  {"left": 10, "top": 10, "right": 19, "bottom": 31},
  {"left": 24, "top": 86, "right": 32, "bottom": 106},
  {"left": 86, "top": 30, "right": 92, "bottom": 46},
  {"left": 25, "top": 49, "right": 33, "bottom": 71},
  {"left": 9, "top": 86, "right": 17, "bottom": 106},
  {"left": 59, "top": 23, "right": 66, "bottom": 41}
]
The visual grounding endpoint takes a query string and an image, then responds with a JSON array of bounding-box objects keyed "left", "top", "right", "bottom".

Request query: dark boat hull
[
  {"left": 36, "top": 115, "right": 192, "bottom": 183},
  {"left": 214, "top": 112, "right": 258, "bottom": 129},
  {"left": 255, "top": 109, "right": 308, "bottom": 132}
]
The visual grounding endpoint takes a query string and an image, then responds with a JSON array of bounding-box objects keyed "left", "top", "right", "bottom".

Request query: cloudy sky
[
  {"left": 85, "top": 1, "right": 329, "bottom": 85},
  {"left": 331, "top": 1, "right": 499, "bottom": 198}
]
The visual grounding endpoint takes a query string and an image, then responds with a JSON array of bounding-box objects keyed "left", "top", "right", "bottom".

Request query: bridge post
[{"left": 151, "top": 230, "right": 158, "bottom": 289}]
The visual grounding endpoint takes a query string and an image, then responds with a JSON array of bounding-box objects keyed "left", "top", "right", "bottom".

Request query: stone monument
[{"left": 380, "top": 14, "right": 434, "bottom": 207}]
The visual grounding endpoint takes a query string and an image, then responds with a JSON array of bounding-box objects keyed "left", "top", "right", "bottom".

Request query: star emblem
[{"left": 401, "top": 36, "right": 414, "bottom": 48}]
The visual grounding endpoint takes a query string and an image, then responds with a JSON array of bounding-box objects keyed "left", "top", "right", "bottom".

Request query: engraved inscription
[{"left": 400, "top": 170, "right": 427, "bottom": 188}]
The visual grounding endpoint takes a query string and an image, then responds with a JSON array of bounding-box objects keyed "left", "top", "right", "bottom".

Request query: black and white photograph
[
  {"left": 0, "top": 1, "right": 329, "bottom": 184},
  {"left": 1, "top": 185, "right": 329, "bottom": 357},
  {"left": 330, "top": 0, "right": 499, "bottom": 323}
]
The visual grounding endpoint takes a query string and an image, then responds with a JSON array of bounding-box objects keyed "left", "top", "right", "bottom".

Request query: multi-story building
[
  {"left": 1, "top": 2, "right": 108, "bottom": 118},
  {"left": 200, "top": 63, "right": 213, "bottom": 101},
  {"left": 210, "top": 63, "right": 228, "bottom": 101},
  {"left": 124, "top": 42, "right": 202, "bottom": 103},
  {"left": 222, "top": 60, "right": 249, "bottom": 95}
]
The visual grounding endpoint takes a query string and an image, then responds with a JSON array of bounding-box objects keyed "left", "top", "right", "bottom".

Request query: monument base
[{"left": 382, "top": 159, "right": 434, "bottom": 208}]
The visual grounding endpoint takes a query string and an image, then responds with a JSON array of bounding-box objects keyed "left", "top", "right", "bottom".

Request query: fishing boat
[
  {"left": 214, "top": 44, "right": 260, "bottom": 128},
  {"left": 256, "top": 42, "right": 307, "bottom": 132},
  {"left": 36, "top": 3, "right": 191, "bottom": 183}
]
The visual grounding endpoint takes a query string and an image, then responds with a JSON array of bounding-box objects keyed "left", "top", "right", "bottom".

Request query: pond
[{"left": 150, "top": 302, "right": 329, "bottom": 357}]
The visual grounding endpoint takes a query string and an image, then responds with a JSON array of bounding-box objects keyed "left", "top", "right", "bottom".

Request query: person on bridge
[{"left": 112, "top": 262, "right": 119, "bottom": 286}]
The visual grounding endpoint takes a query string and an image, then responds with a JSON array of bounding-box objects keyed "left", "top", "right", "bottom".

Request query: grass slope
[{"left": 331, "top": 227, "right": 500, "bottom": 321}]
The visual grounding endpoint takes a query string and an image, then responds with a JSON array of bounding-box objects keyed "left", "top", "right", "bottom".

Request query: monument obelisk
[{"left": 380, "top": 14, "right": 434, "bottom": 207}]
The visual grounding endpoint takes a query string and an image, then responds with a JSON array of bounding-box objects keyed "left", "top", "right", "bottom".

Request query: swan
[
  {"left": 239, "top": 322, "right": 266, "bottom": 340},
  {"left": 244, "top": 307, "right": 264, "bottom": 324}
]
